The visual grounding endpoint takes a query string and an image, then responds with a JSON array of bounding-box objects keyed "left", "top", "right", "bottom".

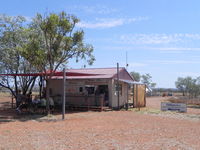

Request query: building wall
[
  {"left": 47, "top": 78, "right": 129, "bottom": 108},
  {"left": 110, "top": 79, "right": 129, "bottom": 108},
  {"left": 48, "top": 78, "right": 113, "bottom": 107},
  {"left": 48, "top": 79, "right": 63, "bottom": 96},
  {"left": 108, "top": 79, "right": 113, "bottom": 107}
]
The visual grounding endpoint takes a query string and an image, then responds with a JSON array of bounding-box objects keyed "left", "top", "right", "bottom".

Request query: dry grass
[
  {"left": 0, "top": 92, "right": 11, "bottom": 97},
  {"left": 1, "top": 96, "right": 200, "bottom": 149},
  {"left": 167, "top": 96, "right": 200, "bottom": 105}
]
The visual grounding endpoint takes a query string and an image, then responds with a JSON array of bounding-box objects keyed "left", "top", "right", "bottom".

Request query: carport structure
[{"left": 0, "top": 71, "right": 99, "bottom": 108}]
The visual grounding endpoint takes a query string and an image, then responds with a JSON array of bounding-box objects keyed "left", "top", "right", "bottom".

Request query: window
[
  {"left": 115, "top": 84, "right": 122, "bottom": 96},
  {"left": 85, "top": 86, "right": 95, "bottom": 95},
  {"left": 79, "top": 87, "right": 83, "bottom": 93}
]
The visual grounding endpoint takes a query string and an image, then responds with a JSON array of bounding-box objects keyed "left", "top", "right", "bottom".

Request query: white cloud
[
  {"left": 147, "top": 60, "right": 200, "bottom": 65},
  {"left": 78, "top": 19, "right": 124, "bottom": 29},
  {"left": 68, "top": 5, "right": 117, "bottom": 15},
  {"left": 176, "top": 72, "right": 200, "bottom": 77},
  {"left": 77, "top": 17, "right": 149, "bottom": 29},
  {"left": 94, "top": 33, "right": 200, "bottom": 52},
  {"left": 119, "top": 33, "right": 200, "bottom": 45},
  {"left": 183, "top": 34, "right": 200, "bottom": 40},
  {"left": 126, "top": 60, "right": 200, "bottom": 68},
  {"left": 128, "top": 62, "right": 148, "bottom": 67},
  {"left": 147, "top": 47, "right": 200, "bottom": 51},
  {"left": 66, "top": 4, "right": 119, "bottom": 15},
  {"left": 159, "top": 51, "right": 184, "bottom": 54},
  {"left": 100, "top": 45, "right": 200, "bottom": 52}
]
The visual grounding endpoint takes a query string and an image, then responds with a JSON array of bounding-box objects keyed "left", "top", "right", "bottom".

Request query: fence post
[
  {"left": 132, "top": 85, "right": 134, "bottom": 107},
  {"left": 126, "top": 83, "right": 129, "bottom": 110}
]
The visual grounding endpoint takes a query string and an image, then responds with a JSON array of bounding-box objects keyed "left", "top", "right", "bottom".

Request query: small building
[
  {"left": 48, "top": 67, "right": 139, "bottom": 109},
  {"left": 0, "top": 67, "right": 146, "bottom": 111}
]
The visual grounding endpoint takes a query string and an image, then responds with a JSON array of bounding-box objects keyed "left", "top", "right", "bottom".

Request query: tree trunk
[
  {"left": 183, "top": 91, "right": 185, "bottom": 96},
  {"left": 14, "top": 76, "right": 18, "bottom": 97},
  {"left": 39, "top": 76, "right": 43, "bottom": 99},
  {"left": 0, "top": 83, "right": 15, "bottom": 98},
  {"left": 28, "top": 77, "right": 37, "bottom": 94},
  {"left": 46, "top": 79, "right": 50, "bottom": 115}
]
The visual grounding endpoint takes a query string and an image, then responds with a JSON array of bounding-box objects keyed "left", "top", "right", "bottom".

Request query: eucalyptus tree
[
  {"left": 20, "top": 11, "right": 95, "bottom": 113},
  {"left": 130, "top": 71, "right": 141, "bottom": 82},
  {"left": 0, "top": 15, "right": 37, "bottom": 98},
  {"left": 141, "top": 73, "right": 156, "bottom": 89},
  {"left": 175, "top": 77, "right": 186, "bottom": 96},
  {"left": 175, "top": 76, "right": 200, "bottom": 98}
]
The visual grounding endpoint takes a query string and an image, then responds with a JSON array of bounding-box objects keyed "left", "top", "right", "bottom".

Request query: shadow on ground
[
  {"left": 0, "top": 100, "right": 47, "bottom": 123},
  {"left": 0, "top": 100, "right": 96, "bottom": 124}
]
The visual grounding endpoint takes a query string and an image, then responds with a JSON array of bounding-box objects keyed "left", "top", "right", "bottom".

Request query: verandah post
[{"left": 117, "top": 63, "right": 120, "bottom": 110}]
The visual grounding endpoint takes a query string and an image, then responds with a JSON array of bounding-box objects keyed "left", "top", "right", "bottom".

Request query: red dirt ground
[
  {"left": 147, "top": 96, "right": 200, "bottom": 115},
  {"left": 1, "top": 95, "right": 200, "bottom": 150}
]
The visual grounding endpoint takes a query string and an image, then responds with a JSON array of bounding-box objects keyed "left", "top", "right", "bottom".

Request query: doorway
[{"left": 98, "top": 85, "right": 109, "bottom": 106}]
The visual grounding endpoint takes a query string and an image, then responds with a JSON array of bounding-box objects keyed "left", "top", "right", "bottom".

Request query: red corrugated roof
[
  {"left": 52, "top": 67, "right": 135, "bottom": 82},
  {"left": 0, "top": 67, "right": 135, "bottom": 83},
  {"left": 66, "top": 67, "right": 123, "bottom": 78}
]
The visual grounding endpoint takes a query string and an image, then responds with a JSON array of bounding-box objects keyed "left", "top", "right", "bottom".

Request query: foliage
[
  {"left": 130, "top": 71, "right": 140, "bottom": 82},
  {"left": 141, "top": 73, "right": 156, "bottom": 89},
  {"left": 0, "top": 12, "right": 94, "bottom": 114},
  {"left": 0, "top": 15, "right": 37, "bottom": 97},
  {"left": 175, "top": 76, "right": 200, "bottom": 97},
  {"left": 130, "top": 71, "right": 156, "bottom": 90},
  {"left": 19, "top": 11, "right": 95, "bottom": 113},
  {"left": 20, "top": 11, "right": 95, "bottom": 75}
]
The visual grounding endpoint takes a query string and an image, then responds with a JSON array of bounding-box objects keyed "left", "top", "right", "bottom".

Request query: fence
[
  {"left": 52, "top": 94, "right": 105, "bottom": 111},
  {"left": 130, "top": 84, "right": 146, "bottom": 107}
]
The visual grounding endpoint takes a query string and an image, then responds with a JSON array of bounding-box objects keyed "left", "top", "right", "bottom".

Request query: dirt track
[{"left": 1, "top": 96, "right": 200, "bottom": 150}]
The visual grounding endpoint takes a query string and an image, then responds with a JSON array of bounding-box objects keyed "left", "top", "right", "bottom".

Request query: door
[{"left": 98, "top": 85, "right": 109, "bottom": 106}]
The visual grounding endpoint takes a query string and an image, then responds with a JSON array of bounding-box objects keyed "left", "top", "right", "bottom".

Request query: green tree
[
  {"left": 194, "top": 77, "right": 200, "bottom": 97},
  {"left": 141, "top": 73, "right": 156, "bottom": 89},
  {"left": 184, "top": 77, "right": 195, "bottom": 97},
  {"left": 175, "top": 76, "right": 200, "bottom": 97},
  {"left": 0, "top": 15, "right": 37, "bottom": 98},
  {"left": 175, "top": 77, "right": 186, "bottom": 96},
  {"left": 130, "top": 71, "right": 140, "bottom": 82},
  {"left": 20, "top": 11, "right": 95, "bottom": 113}
]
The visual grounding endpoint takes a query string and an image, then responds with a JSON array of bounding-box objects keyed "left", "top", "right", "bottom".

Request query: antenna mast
[{"left": 126, "top": 51, "right": 128, "bottom": 69}]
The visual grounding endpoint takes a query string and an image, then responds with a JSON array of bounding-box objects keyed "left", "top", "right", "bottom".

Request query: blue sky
[{"left": 1, "top": 0, "right": 200, "bottom": 88}]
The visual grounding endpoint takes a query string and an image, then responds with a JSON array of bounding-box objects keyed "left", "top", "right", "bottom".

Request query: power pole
[
  {"left": 117, "top": 63, "right": 120, "bottom": 110},
  {"left": 62, "top": 68, "right": 66, "bottom": 120}
]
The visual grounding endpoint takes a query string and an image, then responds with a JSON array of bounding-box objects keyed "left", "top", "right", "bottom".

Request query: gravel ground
[
  {"left": 1, "top": 96, "right": 200, "bottom": 150},
  {"left": 147, "top": 96, "right": 200, "bottom": 115}
]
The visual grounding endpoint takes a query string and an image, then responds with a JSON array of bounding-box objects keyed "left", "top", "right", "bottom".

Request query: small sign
[{"left": 161, "top": 102, "right": 187, "bottom": 112}]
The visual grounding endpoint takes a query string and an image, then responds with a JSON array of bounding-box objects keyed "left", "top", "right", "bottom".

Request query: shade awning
[
  {"left": 114, "top": 78, "right": 144, "bottom": 85},
  {"left": 0, "top": 71, "right": 101, "bottom": 77}
]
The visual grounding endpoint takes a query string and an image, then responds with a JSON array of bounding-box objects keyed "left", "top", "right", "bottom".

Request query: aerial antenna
[{"left": 126, "top": 51, "right": 129, "bottom": 69}]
